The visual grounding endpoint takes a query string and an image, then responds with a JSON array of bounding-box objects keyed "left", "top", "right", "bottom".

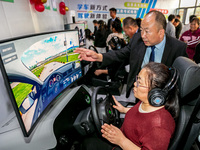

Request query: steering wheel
[
  {"left": 85, "top": 45, "right": 99, "bottom": 73},
  {"left": 91, "top": 86, "right": 120, "bottom": 135}
]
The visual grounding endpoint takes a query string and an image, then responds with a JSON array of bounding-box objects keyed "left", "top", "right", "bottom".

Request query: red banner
[{"left": 150, "top": 8, "right": 168, "bottom": 14}]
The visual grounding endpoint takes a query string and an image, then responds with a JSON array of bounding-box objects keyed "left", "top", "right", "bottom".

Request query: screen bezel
[{"left": 0, "top": 30, "right": 83, "bottom": 137}]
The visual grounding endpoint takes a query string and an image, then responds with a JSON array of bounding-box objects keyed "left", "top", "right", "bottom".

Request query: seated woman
[
  {"left": 106, "top": 21, "right": 123, "bottom": 50},
  {"left": 180, "top": 17, "right": 200, "bottom": 59},
  {"left": 82, "top": 62, "right": 179, "bottom": 150}
]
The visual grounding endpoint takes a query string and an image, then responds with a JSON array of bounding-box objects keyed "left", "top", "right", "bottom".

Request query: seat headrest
[
  {"left": 108, "top": 36, "right": 126, "bottom": 50},
  {"left": 172, "top": 56, "right": 200, "bottom": 98}
]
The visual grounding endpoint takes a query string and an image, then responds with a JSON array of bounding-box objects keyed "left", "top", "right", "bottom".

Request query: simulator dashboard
[{"left": 0, "top": 29, "right": 119, "bottom": 150}]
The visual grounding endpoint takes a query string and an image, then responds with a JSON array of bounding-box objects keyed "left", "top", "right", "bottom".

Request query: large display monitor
[
  {"left": 0, "top": 30, "right": 82, "bottom": 137},
  {"left": 64, "top": 23, "right": 86, "bottom": 46}
]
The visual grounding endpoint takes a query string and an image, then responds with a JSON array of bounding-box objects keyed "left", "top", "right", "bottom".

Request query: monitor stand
[{"left": 0, "top": 112, "right": 19, "bottom": 134}]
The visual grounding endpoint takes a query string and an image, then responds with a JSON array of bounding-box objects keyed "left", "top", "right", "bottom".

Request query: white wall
[
  {"left": 65, "top": 0, "right": 179, "bottom": 31},
  {"left": 0, "top": 0, "right": 65, "bottom": 40},
  {"left": 156, "top": 0, "right": 179, "bottom": 13},
  {"left": 0, "top": 0, "right": 180, "bottom": 41}
]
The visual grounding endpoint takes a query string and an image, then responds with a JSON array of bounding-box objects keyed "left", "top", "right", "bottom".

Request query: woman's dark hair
[
  {"left": 144, "top": 62, "right": 179, "bottom": 119},
  {"left": 97, "top": 20, "right": 107, "bottom": 39},
  {"left": 191, "top": 17, "right": 200, "bottom": 25},
  {"left": 85, "top": 29, "right": 94, "bottom": 40},
  {"left": 111, "top": 21, "right": 122, "bottom": 33},
  {"left": 189, "top": 15, "right": 197, "bottom": 23},
  {"left": 98, "top": 20, "right": 106, "bottom": 31}
]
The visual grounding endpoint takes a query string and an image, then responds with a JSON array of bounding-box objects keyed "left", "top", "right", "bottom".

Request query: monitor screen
[
  {"left": 0, "top": 30, "right": 82, "bottom": 137},
  {"left": 64, "top": 23, "right": 86, "bottom": 46}
]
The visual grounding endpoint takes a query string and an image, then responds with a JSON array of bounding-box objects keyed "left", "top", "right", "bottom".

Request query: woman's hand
[
  {"left": 112, "top": 96, "right": 130, "bottom": 113},
  {"left": 101, "top": 123, "right": 125, "bottom": 145},
  {"left": 101, "top": 123, "right": 141, "bottom": 150}
]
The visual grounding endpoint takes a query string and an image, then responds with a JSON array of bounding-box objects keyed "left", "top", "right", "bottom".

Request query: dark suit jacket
[
  {"left": 93, "top": 26, "right": 98, "bottom": 36},
  {"left": 101, "top": 32, "right": 188, "bottom": 97},
  {"left": 94, "top": 29, "right": 107, "bottom": 48},
  {"left": 107, "top": 17, "right": 121, "bottom": 33},
  {"left": 176, "top": 22, "right": 182, "bottom": 39}
]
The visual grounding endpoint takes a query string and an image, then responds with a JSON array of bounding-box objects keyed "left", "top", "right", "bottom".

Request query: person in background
[
  {"left": 180, "top": 17, "right": 200, "bottom": 59},
  {"left": 85, "top": 29, "right": 94, "bottom": 49},
  {"left": 122, "top": 17, "right": 141, "bottom": 39},
  {"left": 122, "top": 17, "right": 141, "bottom": 72},
  {"left": 94, "top": 36, "right": 127, "bottom": 81},
  {"left": 136, "top": 18, "right": 142, "bottom": 29},
  {"left": 166, "top": 14, "right": 176, "bottom": 38},
  {"left": 107, "top": 8, "right": 121, "bottom": 33},
  {"left": 173, "top": 19, "right": 181, "bottom": 39},
  {"left": 106, "top": 21, "right": 123, "bottom": 50},
  {"left": 94, "top": 20, "right": 107, "bottom": 53},
  {"left": 81, "top": 62, "right": 179, "bottom": 150},
  {"left": 180, "top": 15, "right": 197, "bottom": 36},
  {"left": 175, "top": 15, "right": 182, "bottom": 39},
  {"left": 92, "top": 20, "right": 98, "bottom": 38},
  {"left": 75, "top": 10, "right": 187, "bottom": 98}
]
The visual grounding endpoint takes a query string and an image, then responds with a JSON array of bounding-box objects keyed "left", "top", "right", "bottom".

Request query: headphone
[{"left": 148, "top": 67, "right": 179, "bottom": 107}]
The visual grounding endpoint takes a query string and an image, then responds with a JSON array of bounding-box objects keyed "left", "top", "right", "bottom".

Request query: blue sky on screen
[{"left": 21, "top": 33, "right": 77, "bottom": 68}]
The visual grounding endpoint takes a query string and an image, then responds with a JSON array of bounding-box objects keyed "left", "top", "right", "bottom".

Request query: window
[
  {"left": 178, "top": 0, "right": 200, "bottom": 24},
  {"left": 195, "top": 7, "right": 200, "bottom": 18},
  {"left": 185, "top": 8, "right": 195, "bottom": 24},
  {"left": 197, "top": 0, "right": 200, "bottom": 6},
  {"left": 180, "top": 0, "right": 196, "bottom": 7},
  {"left": 177, "top": 9, "right": 185, "bottom": 22}
]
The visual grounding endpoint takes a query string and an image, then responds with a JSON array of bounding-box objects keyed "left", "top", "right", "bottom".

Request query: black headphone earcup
[{"left": 148, "top": 88, "right": 167, "bottom": 107}]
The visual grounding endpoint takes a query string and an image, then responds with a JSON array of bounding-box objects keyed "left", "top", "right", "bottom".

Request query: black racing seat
[
  {"left": 193, "top": 42, "right": 200, "bottom": 64},
  {"left": 169, "top": 56, "right": 200, "bottom": 150}
]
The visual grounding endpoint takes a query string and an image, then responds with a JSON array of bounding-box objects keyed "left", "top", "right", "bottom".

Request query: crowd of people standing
[
  {"left": 85, "top": 7, "right": 141, "bottom": 54},
  {"left": 85, "top": 8, "right": 200, "bottom": 62},
  {"left": 166, "top": 14, "right": 200, "bottom": 60}
]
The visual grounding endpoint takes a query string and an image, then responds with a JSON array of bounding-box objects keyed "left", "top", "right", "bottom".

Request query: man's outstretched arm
[{"left": 74, "top": 48, "right": 103, "bottom": 62}]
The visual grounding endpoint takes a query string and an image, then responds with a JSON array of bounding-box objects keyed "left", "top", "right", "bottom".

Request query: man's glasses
[{"left": 135, "top": 75, "right": 149, "bottom": 88}]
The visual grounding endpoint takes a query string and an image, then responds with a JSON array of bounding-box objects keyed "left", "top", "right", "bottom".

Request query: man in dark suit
[
  {"left": 123, "top": 17, "right": 141, "bottom": 39},
  {"left": 75, "top": 10, "right": 187, "bottom": 98},
  {"left": 175, "top": 15, "right": 182, "bottom": 39},
  {"left": 107, "top": 8, "right": 121, "bottom": 33},
  {"left": 92, "top": 20, "right": 98, "bottom": 38}
]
